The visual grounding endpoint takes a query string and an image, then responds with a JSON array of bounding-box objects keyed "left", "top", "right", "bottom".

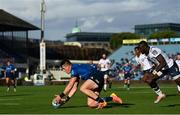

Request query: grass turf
[{"left": 0, "top": 83, "right": 179, "bottom": 114}]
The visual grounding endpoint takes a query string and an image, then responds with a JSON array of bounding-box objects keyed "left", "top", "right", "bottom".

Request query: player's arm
[
  {"left": 153, "top": 54, "right": 166, "bottom": 76},
  {"left": 108, "top": 59, "right": 112, "bottom": 68},
  {"left": 63, "top": 77, "right": 78, "bottom": 95},
  {"left": 68, "top": 79, "right": 79, "bottom": 97},
  {"left": 11, "top": 65, "right": 15, "bottom": 74},
  {"left": 97, "top": 60, "right": 103, "bottom": 69},
  {"left": 55, "top": 77, "right": 78, "bottom": 102}
]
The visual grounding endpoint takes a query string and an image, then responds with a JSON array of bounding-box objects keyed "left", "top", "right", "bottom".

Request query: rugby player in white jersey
[
  {"left": 98, "top": 53, "right": 112, "bottom": 91},
  {"left": 175, "top": 53, "right": 180, "bottom": 92},
  {"left": 134, "top": 46, "right": 165, "bottom": 103},
  {"left": 138, "top": 41, "right": 180, "bottom": 103}
]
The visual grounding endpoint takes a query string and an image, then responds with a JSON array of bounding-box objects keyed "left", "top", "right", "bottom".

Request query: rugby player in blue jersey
[
  {"left": 2, "top": 60, "right": 16, "bottom": 92},
  {"left": 122, "top": 61, "right": 132, "bottom": 90},
  {"left": 54, "top": 59, "right": 122, "bottom": 109}
]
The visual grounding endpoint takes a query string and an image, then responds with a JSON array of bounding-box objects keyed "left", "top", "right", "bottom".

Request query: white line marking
[
  {"left": 0, "top": 98, "right": 22, "bottom": 101},
  {"left": 118, "top": 87, "right": 175, "bottom": 89},
  {"left": 1, "top": 103, "right": 20, "bottom": 105}
]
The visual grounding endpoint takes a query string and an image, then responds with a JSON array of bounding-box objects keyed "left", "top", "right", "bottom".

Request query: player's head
[
  {"left": 177, "top": 53, "right": 180, "bottom": 60},
  {"left": 60, "top": 59, "right": 72, "bottom": 74},
  {"left": 138, "top": 41, "right": 149, "bottom": 55},
  {"left": 89, "top": 59, "right": 93, "bottom": 64},
  {"left": 134, "top": 46, "right": 141, "bottom": 57},
  {"left": 102, "top": 53, "right": 107, "bottom": 59},
  {"left": 7, "top": 60, "right": 11, "bottom": 65}
]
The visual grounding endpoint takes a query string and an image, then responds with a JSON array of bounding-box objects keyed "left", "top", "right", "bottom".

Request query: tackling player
[
  {"left": 138, "top": 41, "right": 180, "bottom": 103},
  {"left": 134, "top": 46, "right": 165, "bottom": 103},
  {"left": 53, "top": 59, "right": 122, "bottom": 109}
]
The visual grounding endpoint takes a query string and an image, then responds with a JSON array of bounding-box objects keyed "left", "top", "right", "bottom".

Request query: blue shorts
[
  {"left": 6, "top": 73, "right": 15, "bottom": 80},
  {"left": 89, "top": 70, "right": 104, "bottom": 92}
]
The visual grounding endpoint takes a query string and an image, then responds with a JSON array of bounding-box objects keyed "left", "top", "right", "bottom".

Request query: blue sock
[
  {"left": 95, "top": 97, "right": 104, "bottom": 102},
  {"left": 102, "top": 97, "right": 112, "bottom": 102}
]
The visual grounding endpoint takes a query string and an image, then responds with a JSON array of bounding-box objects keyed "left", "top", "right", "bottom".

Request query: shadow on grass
[
  {"left": 58, "top": 103, "right": 135, "bottom": 109},
  {"left": 106, "top": 103, "right": 135, "bottom": 108},
  {"left": 162, "top": 104, "right": 180, "bottom": 108},
  {"left": 59, "top": 105, "right": 87, "bottom": 109},
  {"left": 166, "top": 94, "right": 179, "bottom": 97}
]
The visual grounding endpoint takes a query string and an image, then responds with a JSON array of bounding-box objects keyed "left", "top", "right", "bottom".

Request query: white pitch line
[
  {"left": 129, "top": 92, "right": 152, "bottom": 94},
  {"left": 117, "top": 87, "right": 176, "bottom": 89},
  {"left": 1, "top": 103, "right": 20, "bottom": 105},
  {"left": 0, "top": 98, "right": 23, "bottom": 101}
]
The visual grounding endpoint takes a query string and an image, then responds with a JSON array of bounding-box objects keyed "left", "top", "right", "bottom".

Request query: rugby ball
[{"left": 52, "top": 99, "right": 61, "bottom": 109}]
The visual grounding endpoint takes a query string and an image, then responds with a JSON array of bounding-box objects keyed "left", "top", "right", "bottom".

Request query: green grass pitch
[{"left": 0, "top": 83, "right": 179, "bottom": 114}]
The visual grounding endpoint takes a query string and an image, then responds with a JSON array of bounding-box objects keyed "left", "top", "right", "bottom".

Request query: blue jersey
[
  {"left": 90, "top": 64, "right": 97, "bottom": 70},
  {"left": 123, "top": 65, "right": 132, "bottom": 74},
  {"left": 3, "top": 64, "right": 15, "bottom": 77},
  {"left": 70, "top": 64, "right": 97, "bottom": 80}
]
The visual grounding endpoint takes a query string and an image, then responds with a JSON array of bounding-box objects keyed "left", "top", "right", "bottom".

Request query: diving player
[{"left": 54, "top": 59, "right": 122, "bottom": 109}]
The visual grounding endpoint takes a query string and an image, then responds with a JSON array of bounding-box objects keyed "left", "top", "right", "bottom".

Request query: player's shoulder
[
  {"left": 99, "top": 59, "right": 104, "bottom": 62},
  {"left": 149, "top": 46, "right": 161, "bottom": 56},
  {"left": 139, "top": 53, "right": 147, "bottom": 58}
]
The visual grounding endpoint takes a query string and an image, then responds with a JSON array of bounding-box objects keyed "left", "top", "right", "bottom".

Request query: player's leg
[
  {"left": 108, "top": 77, "right": 112, "bottom": 89},
  {"left": 168, "top": 63, "right": 180, "bottom": 92},
  {"left": 80, "top": 71, "right": 109, "bottom": 108},
  {"left": 143, "top": 72, "right": 165, "bottom": 103},
  {"left": 172, "top": 76, "right": 180, "bottom": 92},
  {"left": 11, "top": 78, "right": 16, "bottom": 92},
  {"left": 87, "top": 92, "right": 100, "bottom": 108},
  {"left": 5, "top": 77, "right": 10, "bottom": 92},
  {"left": 127, "top": 78, "right": 130, "bottom": 90},
  {"left": 103, "top": 74, "right": 108, "bottom": 91},
  {"left": 80, "top": 79, "right": 108, "bottom": 109},
  {"left": 80, "top": 79, "right": 100, "bottom": 100},
  {"left": 126, "top": 73, "right": 131, "bottom": 90},
  {"left": 124, "top": 77, "right": 127, "bottom": 88}
]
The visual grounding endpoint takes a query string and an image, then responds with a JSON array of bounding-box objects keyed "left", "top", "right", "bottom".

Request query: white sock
[
  {"left": 154, "top": 89, "right": 163, "bottom": 96},
  {"left": 177, "top": 85, "right": 180, "bottom": 91},
  {"left": 104, "top": 84, "right": 107, "bottom": 90}
]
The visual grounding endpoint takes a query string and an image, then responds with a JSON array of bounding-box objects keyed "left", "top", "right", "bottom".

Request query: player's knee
[
  {"left": 87, "top": 101, "right": 97, "bottom": 108},
  {"left": 174, "top": 77, "right": 180, "bottom": 83},
  {"left": 142, "top": 73, "right": 153, "bottom": 84},
  {"left": 149, "top": 79, "right": 157, "bottom": 88},
  {"left": 80, "top": 86, "right": 86, "bottom": 93},
  {"left": 104, "top": 74, "right": 108, "bottom": 79}
]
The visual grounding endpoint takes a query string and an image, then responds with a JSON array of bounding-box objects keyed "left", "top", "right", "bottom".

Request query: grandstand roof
[
  {"left": 66, "top": 32, "right": 116, "bottom": 38},
  {"left": 0, "top": 9, "right": 40, "bottom": 31}
]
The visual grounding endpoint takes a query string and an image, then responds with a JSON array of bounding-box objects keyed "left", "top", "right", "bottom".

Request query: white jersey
[
  {"left": 148, "top": 46, "right": 174, "bottom": 69},
  {"left": 175, "top": 60, "right": 180, "bottom": 71},
  {"left": 98, "top": 58, "right": 111, "bottom": 71},
  {"left": 135, "top": 54, "right": 152, "bottom": 71}
]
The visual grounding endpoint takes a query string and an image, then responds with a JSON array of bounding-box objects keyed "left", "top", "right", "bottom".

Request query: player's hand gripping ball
[
  {"left": 52, "top": 98, "right": 65, "bottom": 109},
  {"left": 52, "top": 98, "right": 61, "bottom": 109},
  {"left": 52, "top": 95, "right": 62, "bottom": 109}
]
